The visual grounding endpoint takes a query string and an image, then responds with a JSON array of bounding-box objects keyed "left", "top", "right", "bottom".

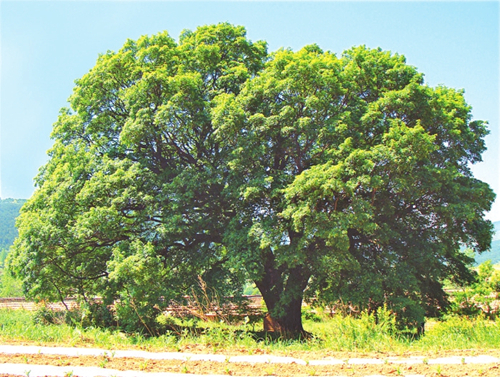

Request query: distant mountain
[
  {"left": 0, "top": 198, "right": 27, "bottom": 250},
  {"left": 493, "top": 221, "right": 500, "bottom": 242},
  {"left": 475, "top": 220, "right": 500, "bottom": 266}
]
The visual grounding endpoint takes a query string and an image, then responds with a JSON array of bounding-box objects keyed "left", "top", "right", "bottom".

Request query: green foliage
[
  {"left": 447, "top": 261, "right": 500, "bottom": 318},
  {"left": 8, "top": 23, "right": 495, "bottom": 334},
  {"left": 32, "top": 302, "right": 116, "bottom": 330},
  {"left": 242, "top": 282, "right": 260, "bottom": 296},
  {"left": 0, "top": 268, "right": 23, "bottom": 297},
  {"left": 474, "top": 221, "right": 500, "bottom": 265},
  {"left": 478, "top": 260, "right": 494, "bottom": 281},
  {"left": 490, "top": 269, "right": 500, "bottom": 291}
]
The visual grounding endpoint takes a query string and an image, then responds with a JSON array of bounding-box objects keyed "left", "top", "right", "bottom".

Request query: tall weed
[
  {"left": 1, "top": 308, "right": 500, "bottom": 353},
  {"left": 416, "top": 315, "right": 500, "bottom": 350}
]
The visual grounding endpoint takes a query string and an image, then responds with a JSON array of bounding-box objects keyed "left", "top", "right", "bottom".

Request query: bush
[
  {"left": 447, "top": 261, "right": 500, "bottom": 319},
  {"left": 0, "top": 269, "right": 23, "bottom": 297},
  {"left": 32, "top": 305, "right": 61, "bottom": 325},
  {"left": 32, "top": 300, "right": 116, "bottom": 329},
  {"left": 79, "top": 301, "right": 116, "bottom": 328},
  {"left": 302, "top": 307, "right": 323, "bottom": 323}
]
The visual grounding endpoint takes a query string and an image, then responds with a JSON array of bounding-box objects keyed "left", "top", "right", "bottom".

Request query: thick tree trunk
[
  {"left": 253, "top": 251, "right": 310, "bottom": 337},
  {"left": 262, "top": 293, "right": 305, "bottom": 335}
]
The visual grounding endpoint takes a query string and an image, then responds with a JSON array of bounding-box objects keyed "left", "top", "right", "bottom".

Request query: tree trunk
[
  {"left": 262, "top": 293, "right": 305, "bottom": 335},
  {"left": 253, "top": 251, "right": 310, "bottom": 337}
]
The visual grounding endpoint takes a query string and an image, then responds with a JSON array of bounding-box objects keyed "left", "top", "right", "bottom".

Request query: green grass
[
  {"left": 1, "top": 308, "right": 499, "bottom": 354},
  {"left": 415, "top": 315, "right": 500, "bottom": 351}
]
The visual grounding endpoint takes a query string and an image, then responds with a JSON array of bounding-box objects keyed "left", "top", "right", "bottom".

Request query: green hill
[
  {"left": 0, "top": 198, "right": 26, "bottom": 249},
  {"left": 0, "top": 198, "right": 27, "bottom": 265},
  {"left": 475, "top": 239, "right": 500, "bottom": 265},
  {"left": 0, "top": 199, "right": 26, "bottom": 296}
]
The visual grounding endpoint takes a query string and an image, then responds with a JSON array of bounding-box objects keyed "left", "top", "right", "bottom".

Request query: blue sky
[{"left": 1, "top": 1, "right": 499, "bottom": 221}]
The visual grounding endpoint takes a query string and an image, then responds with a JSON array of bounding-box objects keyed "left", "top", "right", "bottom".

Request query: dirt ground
[{"left": 2, "top": 348, "right": 500, "bottom": 376}]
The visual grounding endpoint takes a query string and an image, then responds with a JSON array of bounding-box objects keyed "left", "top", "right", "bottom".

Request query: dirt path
[{"left": 1, "top": 345, "right": 500, "bottom": 376}]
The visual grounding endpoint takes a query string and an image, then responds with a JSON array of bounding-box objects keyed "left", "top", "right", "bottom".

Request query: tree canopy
[{"left": 9, "top": 23, "right": 495, "bottom": 334}]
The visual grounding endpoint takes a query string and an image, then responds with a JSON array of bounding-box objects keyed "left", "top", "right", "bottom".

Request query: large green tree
[{"left": 9, "top": 24, "right": 495, "bottom": 334}]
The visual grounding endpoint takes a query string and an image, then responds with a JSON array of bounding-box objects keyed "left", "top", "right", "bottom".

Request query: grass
[
  {"left": 415, "top": 315, "right": 500, "bottom": 351},
  {"left": 1, "top": 308, "right": 499, "bottom": 354}
]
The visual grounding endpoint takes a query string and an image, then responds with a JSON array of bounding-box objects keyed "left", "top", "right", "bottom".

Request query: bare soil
[{"left": 1, "top": 348, "right": 500, "bottom": 376}]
